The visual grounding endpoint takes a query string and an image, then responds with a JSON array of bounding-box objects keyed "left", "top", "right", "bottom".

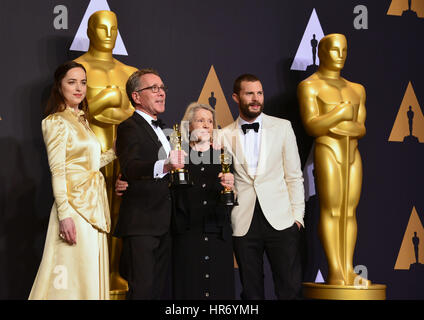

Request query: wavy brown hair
[{"left": 44, "top": 61, "right": 89, "bottom": 119}]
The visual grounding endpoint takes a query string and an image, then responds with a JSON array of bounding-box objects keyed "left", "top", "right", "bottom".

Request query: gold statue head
[
  {"left": 318, "top": 33, "right": 347, "bottom": 71},
  {"left": 87, "top": 10, "right": 118, "bottom": 52}
]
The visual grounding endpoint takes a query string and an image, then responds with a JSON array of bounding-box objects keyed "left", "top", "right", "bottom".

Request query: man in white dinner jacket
[{"left": 220, "top": 74, "right": 305, "bottom": 300}]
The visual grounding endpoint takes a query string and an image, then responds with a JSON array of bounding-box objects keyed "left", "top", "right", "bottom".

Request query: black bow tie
[
  {"left": 241, "top": 122, "right": 260, "bottom": 134},
  {"left": 152, "top": 118, "right": 165, "bottom": 129}
]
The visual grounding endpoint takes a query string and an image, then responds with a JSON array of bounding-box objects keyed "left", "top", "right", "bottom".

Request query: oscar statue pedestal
[
  {"left": 303, "top": 282, "right": 387, "bottom": 300},
  {"left": 110, "top": 289, "right": 127, "bottom": 300},
  {"left": 110, "top": 273, "right": 128, "bottom": 300}
]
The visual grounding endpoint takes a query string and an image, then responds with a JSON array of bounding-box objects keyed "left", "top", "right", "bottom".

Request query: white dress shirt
[
  {"left": 237, "top": 114, "right": 263, "bottom": 176},
  {"left": 135, "top": 110, "right": 171, "bottom": 179}
]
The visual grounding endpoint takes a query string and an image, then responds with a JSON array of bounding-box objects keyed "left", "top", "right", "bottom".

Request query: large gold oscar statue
[
  {"left": 74, "top": 10, "right": 137, "bottom": 300},
  {"left": 298, "top": 33, "right": 386, "bottom": 299}
]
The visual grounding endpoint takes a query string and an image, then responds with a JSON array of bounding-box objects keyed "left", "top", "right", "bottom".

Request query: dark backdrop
[{"left": 0, "top": 0, "right": 423, "bottom": 299}]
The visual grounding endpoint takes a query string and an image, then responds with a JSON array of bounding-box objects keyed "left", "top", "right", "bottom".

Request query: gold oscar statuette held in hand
[
  {"left": 169, "top": 124, "right": 191, "bottom": 187},
  {"left": 220, "top": 149, "right": 236, "bottom": 206}
]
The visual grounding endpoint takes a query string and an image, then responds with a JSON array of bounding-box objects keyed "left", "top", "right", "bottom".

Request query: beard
[{"left": 239, "top": 100, "right": 264, "bottom": 120}]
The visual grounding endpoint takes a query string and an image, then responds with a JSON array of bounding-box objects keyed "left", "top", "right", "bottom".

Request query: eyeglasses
[{"left": 135, "top": 85, "right": 168, "bottom": 94}]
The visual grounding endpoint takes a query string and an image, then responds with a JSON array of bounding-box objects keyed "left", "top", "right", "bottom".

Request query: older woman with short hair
[{"left": 171, "top": 102, "right": 235, "bottom": 300}]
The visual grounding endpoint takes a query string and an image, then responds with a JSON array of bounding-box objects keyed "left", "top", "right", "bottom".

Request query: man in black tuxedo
[{"left": 114, "top": 68, "right": 185, "bottom": 299}]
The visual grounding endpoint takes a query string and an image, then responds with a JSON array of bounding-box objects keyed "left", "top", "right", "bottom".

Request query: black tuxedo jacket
[{"left": 114, "top": 112, "right": 171, "bottom": 237}]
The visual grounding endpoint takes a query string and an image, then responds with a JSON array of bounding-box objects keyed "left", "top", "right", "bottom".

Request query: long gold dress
[{"left": 29, "top": 107, "right": 116, "bottom": 300}]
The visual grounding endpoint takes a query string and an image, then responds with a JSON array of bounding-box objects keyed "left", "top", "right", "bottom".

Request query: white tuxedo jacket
[{"left": 221, "top": 113, "right": 305, "bottom": 237}]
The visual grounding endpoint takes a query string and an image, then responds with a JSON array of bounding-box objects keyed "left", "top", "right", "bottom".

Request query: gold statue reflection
[
  {"left": 75, "top": 10, "right": 137, "bottom": 297},
  {"left": 298, "top": 34, "right": 368, "bottom": 287}
]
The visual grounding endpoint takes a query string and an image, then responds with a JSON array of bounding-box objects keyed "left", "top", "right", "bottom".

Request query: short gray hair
[{"left": 180, "top": 102, "right": 217, "bottom": 143}]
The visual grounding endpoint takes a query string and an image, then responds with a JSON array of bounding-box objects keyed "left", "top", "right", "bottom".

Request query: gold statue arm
[
  {"left": 353, "top": 84, "right": 366, "bottom": 138},
  {"left": 100, "top": 148, "right": 117, "bottom": 168},
  {"left": 330, "top": 84, "right": 367, "bottom": 138},
  {"left": 298, "top": 82, "right": 354, "bottom": 137},
  {"left": 88, "top": 86, "right": 123, "bottom": 117},
  {"left": 41, "top": 115, "right": 74, "bottom": 221}
]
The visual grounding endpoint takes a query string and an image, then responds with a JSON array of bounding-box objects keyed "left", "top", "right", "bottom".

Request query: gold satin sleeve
[
  {"left": 41, "top": 115, "right": 74, "bottom": 221},
  {"left": 100, "top": 148, "right": 116, "bottom": 168}
]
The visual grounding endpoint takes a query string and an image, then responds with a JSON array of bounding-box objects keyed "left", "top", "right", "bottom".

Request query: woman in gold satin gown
[{"left": 29, "top": 61, "right": 116, "bottom": 300}]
